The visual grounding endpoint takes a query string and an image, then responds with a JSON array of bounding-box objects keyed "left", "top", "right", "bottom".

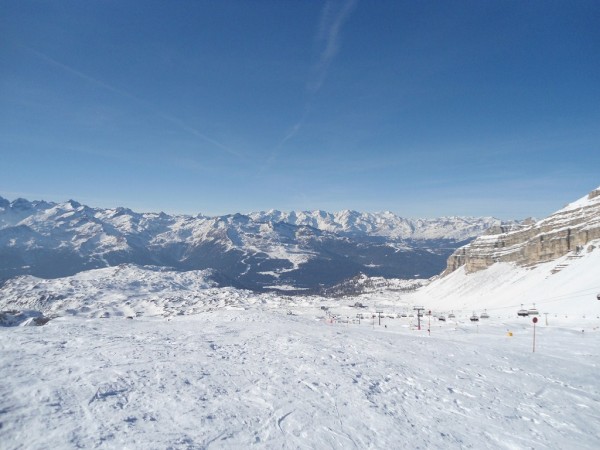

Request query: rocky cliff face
[{"left": 444, "top": 187, "right": 600, "bottom": 275}]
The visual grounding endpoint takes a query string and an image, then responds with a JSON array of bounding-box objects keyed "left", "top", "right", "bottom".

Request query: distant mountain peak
[
  {"left": 65, "top": 199, "right": 82, "bottom": 209},
  {"left": 11, "top": 197, "right": 33, "bottom": 210},
  {"left": 0, "top": 195, "right": 507, "bottom": 290}
]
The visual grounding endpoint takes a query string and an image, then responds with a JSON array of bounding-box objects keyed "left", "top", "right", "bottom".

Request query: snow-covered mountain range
[
  {"left": 0, "top": 196, "right": 503, "bottom": 290},
  {"left": 248, "top": 209, "right": 496, "bottom": 241}
]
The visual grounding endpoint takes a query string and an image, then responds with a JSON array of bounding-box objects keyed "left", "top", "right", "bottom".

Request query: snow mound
[{"left": 0, "top": 264, "right": 260, "bottom": 318}]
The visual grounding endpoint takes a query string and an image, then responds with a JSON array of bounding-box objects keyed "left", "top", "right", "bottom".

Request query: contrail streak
[
  {"left": 26, "top": 47, "right": 243, "bottom": 158},
  {"left": 265, "top": 0, "right": 357, "bottom": 169}
]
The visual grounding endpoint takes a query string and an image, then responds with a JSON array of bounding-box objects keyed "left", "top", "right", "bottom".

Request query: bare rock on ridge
[{"left": 444, "top": 187, "right": 600, "bottom": 275}]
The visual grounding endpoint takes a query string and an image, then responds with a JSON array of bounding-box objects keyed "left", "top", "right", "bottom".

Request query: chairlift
[
  {"left": 597, "top": 293, "right": 600, "bottom": 300},
  {"left": 448, "top": 311, "right": 455, "bottom": 319},
  {"left": 528, "top": 303, "right": 539, "bottom": 316},
  {"left": 438, "top": 315, "right": 446, "bottom": 322},
  {"left": 480, "top": 309, "right": 490, "bottom": 319},
  {"left": 517, "top": 304, "right": 529, "bottom": 317},
  {"left": 470, "top": 312, "right": 479, "bottom": 322}
]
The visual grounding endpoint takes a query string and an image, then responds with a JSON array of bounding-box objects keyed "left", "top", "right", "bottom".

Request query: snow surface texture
[{"left": 1, "top": 309, "right": 599, "bottom": 449}]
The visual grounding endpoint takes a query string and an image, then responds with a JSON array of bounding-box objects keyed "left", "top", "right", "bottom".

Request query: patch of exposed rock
[
  {"left": 444, "top": 187, "right": 600, "bottom": 275},
  {"left": 0, "top": 310, "right": 52, "bottom": 326}
]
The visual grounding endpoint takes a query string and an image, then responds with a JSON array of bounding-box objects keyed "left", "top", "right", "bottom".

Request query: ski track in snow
[{"left": 1, "top": 310, "right": 599, "bottom": 449}]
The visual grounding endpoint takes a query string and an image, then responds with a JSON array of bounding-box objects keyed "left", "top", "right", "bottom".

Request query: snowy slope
[
  {"left": 403, "top": 239, "right": 600, "bottom": 318},
  {"left": 1, "top": 308, "right": 599, "bottom": 449}
]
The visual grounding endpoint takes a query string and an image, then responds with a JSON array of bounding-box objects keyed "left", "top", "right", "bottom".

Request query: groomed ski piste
[{"left": 1, "top": 244, "right": 599, "bottom": 449}]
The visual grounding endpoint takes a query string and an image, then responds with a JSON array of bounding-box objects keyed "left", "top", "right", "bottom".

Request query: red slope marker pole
[{"left": 532, "top": 316, "right": 538, "bottom": 352}]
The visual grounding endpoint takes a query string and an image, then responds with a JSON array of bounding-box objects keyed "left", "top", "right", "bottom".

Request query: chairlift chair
[
  {"left": 480, "top": 309, "right": 490, "bottom": 319},
  {"left": 517, "top": 304, "right": 529, "bottom": 317},
  {"left": 438, "top": 315, "right": 446, "bottom": 322},
  {"left": 448, "top": 311, "right": 455, "bottom": 319},
  {"left": 470, "top": 312, "right": 479, "bottom": 322},
  {"left": 528, "top": 303, "right": 539, "bottom": 316}
]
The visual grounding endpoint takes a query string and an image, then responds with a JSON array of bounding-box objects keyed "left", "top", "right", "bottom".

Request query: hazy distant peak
[{"left": 0, "top": 195, "right": 499, "bottom": 289}]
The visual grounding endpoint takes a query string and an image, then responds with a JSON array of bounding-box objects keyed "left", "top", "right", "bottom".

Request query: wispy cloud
[
  {"left": 309, "top": 0, "right": 358, "bottom": 95},
  {"left": 264, "top": 106, "right": 310, "bottom": 168},
  {"left": 25, "top": 47, "right": 243, "bottom": 159},
  {"left": 265, "top": 0, "right": 357, "bottom": 169}
]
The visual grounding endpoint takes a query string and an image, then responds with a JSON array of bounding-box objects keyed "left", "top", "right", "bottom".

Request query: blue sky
[{"left": 1, "top": 0, "right": 599, "bottom": 219}]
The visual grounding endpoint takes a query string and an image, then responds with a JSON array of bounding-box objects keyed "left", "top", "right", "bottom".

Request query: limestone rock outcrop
[{"left": 444, "top": 187, "right": 600, "bottom": 275}]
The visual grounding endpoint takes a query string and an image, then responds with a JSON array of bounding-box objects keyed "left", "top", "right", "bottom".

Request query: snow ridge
[{"left": 249, "top": 209, "right": 501, "bottom": 241}]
